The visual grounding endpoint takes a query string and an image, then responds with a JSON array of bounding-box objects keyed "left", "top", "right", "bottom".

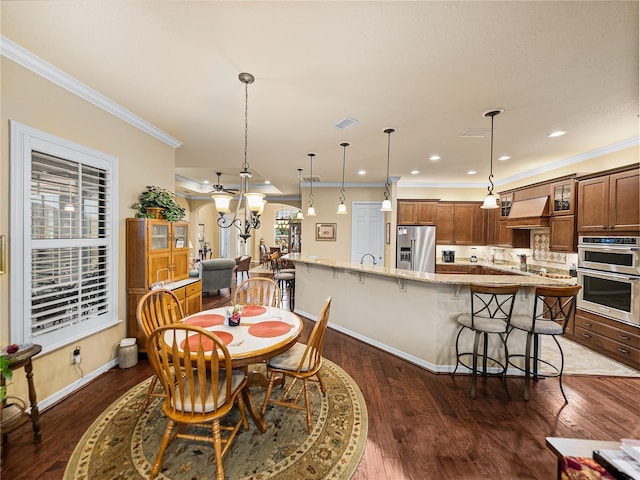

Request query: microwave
[{"left": 578, "top": 236, "right": 640, "bottom": 276}]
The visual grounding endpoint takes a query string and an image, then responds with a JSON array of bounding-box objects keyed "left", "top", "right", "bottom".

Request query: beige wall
[{"left": 1, "top": 58, "right": 177, "bottom": 404}]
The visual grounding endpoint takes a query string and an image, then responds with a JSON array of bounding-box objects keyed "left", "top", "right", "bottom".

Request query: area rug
[{"left": 64, "top": 360, "right": 367, "bottom": 480}]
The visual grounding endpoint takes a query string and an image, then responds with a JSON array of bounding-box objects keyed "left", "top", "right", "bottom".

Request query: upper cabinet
[
  {"left": 436, "top": 202, "right": 484, "bottom": 245},
  {"left": 499, "top": 192, "right": 513, "bottom": 219},
  {"left": 577, "top": 165, "right": 640, "bottom": 234},
  {"left": 397, "top": 200, "right": 438, "bottom": 225},
  {"left": 549, "top": 178, "right": 576, "bottom": 216}
]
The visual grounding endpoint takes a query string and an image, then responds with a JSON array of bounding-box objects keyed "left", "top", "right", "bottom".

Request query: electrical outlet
[{"left": 71, "top": 346, "right": 81, "bottom": 365}]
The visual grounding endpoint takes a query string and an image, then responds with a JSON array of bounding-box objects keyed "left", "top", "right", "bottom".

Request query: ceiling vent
[
  {"left": 302, "top": 175, "right": 321, "bottom": 183},
  {"left": 460, "top": 128, "right": 490, "bottom": 138},
  {"left": 333, "top": 117, "right": 358, "bottom": 130}
]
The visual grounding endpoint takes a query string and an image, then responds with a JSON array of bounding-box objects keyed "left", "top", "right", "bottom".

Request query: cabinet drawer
[
  {"left": 435, "top": 264, "right": 468, "bottom": 274},
  {"left": 186, "top": 280, "right": 201, "bottom": 297},
  {"left": 575, "top": 315, "right": 640, "bottom": 349},
  {"left": 574, "top": 326, "right": 640, "bottom": 364},
  {"left": 172, "top": 286, "right": 186, "bottom": 301}
]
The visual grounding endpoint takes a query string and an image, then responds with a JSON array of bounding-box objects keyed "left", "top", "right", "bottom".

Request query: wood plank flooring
[{"left": 3, "top": 285, "right": 640, "bottom": 479}]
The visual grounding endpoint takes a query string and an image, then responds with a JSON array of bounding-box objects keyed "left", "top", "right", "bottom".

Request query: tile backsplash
[{"left": 532, "top": 230, "right": 566, "bottom": 264}]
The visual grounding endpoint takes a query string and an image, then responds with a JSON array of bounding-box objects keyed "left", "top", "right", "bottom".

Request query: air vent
[
  {"left": 460, "top": 128, "right": 490, "bottom": 138},
  {"left": 302, "top": 175, "right": 321, "bottom": 183},
  {"left": 333, "top": 117, "right": 358, "bottom": 130}
]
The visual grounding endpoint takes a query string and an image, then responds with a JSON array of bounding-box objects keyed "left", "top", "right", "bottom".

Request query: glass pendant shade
[
  {"left": 380, "top": 199, "right": 392, "bottom": 212},
  {"left": 337, "top": 203, "right": 348, "bottom": 214},
  {"left": 307, "top": 205, "right": 316, "bottom": 216},
  {"left": 212, "top": 193, "right": 232, "bottom": 213},
  {"left": 296, "top": 210, "right": 304, "bottom": 220},
  {"left": 245, "top": 192, "right": 265, "bottom": 212},
  {"left": 481, "top": 192, "right": 499, "bottom": 209}
]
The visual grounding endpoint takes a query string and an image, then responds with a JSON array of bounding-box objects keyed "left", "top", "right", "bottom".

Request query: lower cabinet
[
  {"left": 435, "top": 264, "right": 470, "bottom": 274},
  {"left": 569, "top": 308, "right": 640, "bottom": 370},
  {"left": 127, "top": 278, "right": 202, "bottom": 352}
]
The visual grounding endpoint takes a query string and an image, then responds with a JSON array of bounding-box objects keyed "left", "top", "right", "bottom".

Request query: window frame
[{"left": 9, "top": 120, "right": 120, "bottom": 353}]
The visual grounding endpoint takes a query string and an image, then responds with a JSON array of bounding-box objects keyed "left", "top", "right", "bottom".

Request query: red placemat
[
  {"left": 248, "top": 321, "right": 291, "bottom": 338},
  {"left": 180, "top": 331, "right": 233, "bottom": 351},
  {"left": 241, "top": 305, "right": 267, "bottom": 317},
  {"left": 182, "top": 314, "right": 225, "bottom": 327}
]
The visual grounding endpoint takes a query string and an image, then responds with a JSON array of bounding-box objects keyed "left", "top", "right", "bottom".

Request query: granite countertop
[{"left": 286, "top": 254, "right": 576, "bottom": 286}]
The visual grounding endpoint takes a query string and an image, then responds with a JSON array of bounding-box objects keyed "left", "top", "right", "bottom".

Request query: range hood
[{"left": 506, "top": 196, "right": 550, "bottom": 228}]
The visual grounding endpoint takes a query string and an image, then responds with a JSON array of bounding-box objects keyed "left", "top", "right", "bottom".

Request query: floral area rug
[{"left": 64, "top": 360, "right": 367, "bottom": 480}]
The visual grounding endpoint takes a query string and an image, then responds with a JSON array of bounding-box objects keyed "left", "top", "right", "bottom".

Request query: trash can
[{"left": 118, "top": 337, "right": 138, "bottom": 368}]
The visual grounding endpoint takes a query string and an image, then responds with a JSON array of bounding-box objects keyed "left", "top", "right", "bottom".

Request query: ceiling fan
[{"left": 210, "top": 172, "right": 239, "bottom": 194}]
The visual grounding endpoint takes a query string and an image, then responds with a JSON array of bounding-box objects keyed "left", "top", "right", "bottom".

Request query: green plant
[
  {"left": 0, "top": 354, "right": 12, "bottom": 402},
  {"left": 132, "top": 186, "right": 186, "bottom": 222}
]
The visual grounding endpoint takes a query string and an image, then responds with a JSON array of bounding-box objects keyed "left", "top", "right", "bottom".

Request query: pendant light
[
  {"left": 480, "top": 109, "right": 503, "bottom": 210},
  {"left": 296, "top": 168, "right": 304, "bottom": 220},
  {"left": 307, "top": 153, "right": 317, "bottom": 216},
  {"left": 380, "top": 128, "right": 395, "bottom": 212},
  {"left": 336, "top": 142, "right": 350, "bottom": 215}
]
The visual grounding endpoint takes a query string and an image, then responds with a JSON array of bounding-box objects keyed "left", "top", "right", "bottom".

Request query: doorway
[{"left": 351, "top": 201, "right": 385, "bottom": 264}]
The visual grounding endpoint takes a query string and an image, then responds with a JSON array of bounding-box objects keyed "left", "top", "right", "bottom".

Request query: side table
[
  {"left": 1, "top": 344, "right": 42, "bottom": 443},
  {"left": 546, "top": 437, "right": 621, "bottom": 480}
]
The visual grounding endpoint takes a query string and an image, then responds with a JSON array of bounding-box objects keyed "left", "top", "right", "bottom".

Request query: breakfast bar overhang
[{"left": 288, "top": 254, "right": 573, "bottom": 373}]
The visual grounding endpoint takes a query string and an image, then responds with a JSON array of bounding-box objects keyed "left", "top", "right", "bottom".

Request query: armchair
[
  {"left": 235, "top": 255, "right": 251, "bottom": 282},
  {"left": 199, "top": 258, "right": 237, "bottom": 295}
]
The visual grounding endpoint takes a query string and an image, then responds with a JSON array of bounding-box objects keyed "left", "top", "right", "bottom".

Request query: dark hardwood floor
[{"left": 3, "top": 284, "right": 640, "bottom": 479}]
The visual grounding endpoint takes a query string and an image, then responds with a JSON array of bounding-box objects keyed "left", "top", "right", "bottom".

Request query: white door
[{"left": 351, "top": 202, "right": 385, "bottom": 265}]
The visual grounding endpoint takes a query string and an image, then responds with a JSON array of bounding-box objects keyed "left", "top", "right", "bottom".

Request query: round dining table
[{"left": 179, "top": 305, "right": 303, "bottom": 432}]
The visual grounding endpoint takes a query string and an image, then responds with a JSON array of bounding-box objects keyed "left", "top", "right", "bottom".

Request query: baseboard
[{"left": 38, "top": 358, "right": 119, "bottom": 412}]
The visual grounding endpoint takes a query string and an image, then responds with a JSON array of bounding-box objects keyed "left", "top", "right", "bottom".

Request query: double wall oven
[{"left": 577, "top": 236, "right": 640, "bottom": 325}]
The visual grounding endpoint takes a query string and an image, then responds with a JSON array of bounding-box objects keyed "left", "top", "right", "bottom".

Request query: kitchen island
[{"left": 287, "top": 254, "right": 573, "bottom": 373}]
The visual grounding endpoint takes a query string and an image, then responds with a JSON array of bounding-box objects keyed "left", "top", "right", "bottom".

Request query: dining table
[{"left": 178, "top": 304, "right": 303, "bottom": 433}]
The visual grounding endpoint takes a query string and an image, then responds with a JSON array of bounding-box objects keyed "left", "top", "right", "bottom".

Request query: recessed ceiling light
[
  {"left": 264, "top": 180, "right": 271, "bottom": 184},
  {"left": 548, "top": 130, "right": 566, "bottom": 138},
  {"left": 467, "top": 170, "right": 477, "bottom": 175},
  {"left": 358, "top": 170, "right": 366, "bottom": 175},
  {"left": 498, "top": 155, "right": 511, "bottom": 161},
  {"left": 430, "top": 155, "right": 440, "bottom": 161},
  {"left": 410, "top": 170, "right": 419, "bottom": 175},
  {"left": 203, "top": 180, "right": 210, "bottom": 184}
]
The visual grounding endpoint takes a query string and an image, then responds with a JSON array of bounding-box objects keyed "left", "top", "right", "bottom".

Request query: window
[{"left": 10, "top": 121, "right": 119, "bottom": 352}]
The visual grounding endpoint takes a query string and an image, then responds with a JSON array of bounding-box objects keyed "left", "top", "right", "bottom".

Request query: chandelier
[{"left": 212, "top": 72, "right": 266, "bottom": 240}]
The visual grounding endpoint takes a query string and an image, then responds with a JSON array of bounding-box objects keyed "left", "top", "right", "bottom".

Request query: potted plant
[
  {"left": 0, "top": 353, "right": 12, "bottom": 402},
  {"left": 132, "top": 186, "right": 186, "bottom": 222}
]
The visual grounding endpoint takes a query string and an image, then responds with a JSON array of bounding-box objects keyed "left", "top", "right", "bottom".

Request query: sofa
[{"left": 196, "top": 258, "right": 237, "bottom": 295}]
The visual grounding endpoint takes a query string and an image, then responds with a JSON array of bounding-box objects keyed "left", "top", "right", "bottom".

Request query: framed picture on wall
[{"left": 316, "top": 223, "right": 336, "bottom": 241}]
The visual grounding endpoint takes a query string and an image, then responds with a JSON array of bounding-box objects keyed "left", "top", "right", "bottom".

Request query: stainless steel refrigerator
[{"left": 396, "top": 225, "right": 436, "bottom": 273}]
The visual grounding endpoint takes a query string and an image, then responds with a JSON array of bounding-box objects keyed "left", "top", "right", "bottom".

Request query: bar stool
[
  {"left": 452, "top": 284, "right": 520, "bottom": 399},
  {"left": 506, "top": 285, "right": 581, "bottom": 404}
]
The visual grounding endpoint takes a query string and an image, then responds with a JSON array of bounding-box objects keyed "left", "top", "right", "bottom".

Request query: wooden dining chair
[
  {"left": 261, "top": 297, "right": 332, "bottom": 432},
  {"left": 146, "top": 325, "right": 248, "bottom": 480},
  {"left": 136, "top": 289, "right": 185, "bottom": 412},
  {"left": 233, "top": 277, "right": 281, "bottom": 307}
]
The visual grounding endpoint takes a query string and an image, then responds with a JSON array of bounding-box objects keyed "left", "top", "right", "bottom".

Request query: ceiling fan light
[
  {"left": 380, "top": 199, "right": 392, "bottom": 212},
  {"left": 481, "top": 192, "right": 499, "bottom": 209},
  {"left": 212, "top": 193, "right": 232, "bottom": 213},
  {"left": 337, "top": 203, "right": 348, "bottom": 215}
]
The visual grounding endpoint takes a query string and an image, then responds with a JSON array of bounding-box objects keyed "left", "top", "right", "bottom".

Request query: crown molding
[{"left": 1, "top": 35, "right": 182, "bottom": 149}]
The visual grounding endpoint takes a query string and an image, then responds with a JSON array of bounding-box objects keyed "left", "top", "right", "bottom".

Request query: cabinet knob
[
  {"left": 584, "top": 322, "right": 592, "bottom": 327},
  {"left": 618, "top": 347, "right": 630, "bottom": 355},
  {"left": 582, "top": 333, "right": 592, "bottom": 339},
  {"left": 619, "top": 335, "right": 630, "bottom": 341}
]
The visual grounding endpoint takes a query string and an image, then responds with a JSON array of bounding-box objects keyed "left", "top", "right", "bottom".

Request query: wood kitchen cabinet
[
  {"left": 549, "top": 178, "right": 576, "bottom": 216},
  {"left": 397, "top": 200, "right": 438, "bottom": 225},
  {"left": 570, "top": 308, "right": 640, "bottom": 371},
  {"left": 487, "top": 216, "right": 530, "bottom": 248},
  {"left": 436, "top": 202, "right": 484, "bottom": 245},
  {"left": 549, "top": 215, "right": 577, "bottom": 252},
  {"left": 499, "top": 192, "right": 513, "bottom": 219},
  {"left": 126, "top": 218, "right": 202, "bottom": 350},
  {"left": 577, "top": 165, "right": 640, "bottom": 234}
]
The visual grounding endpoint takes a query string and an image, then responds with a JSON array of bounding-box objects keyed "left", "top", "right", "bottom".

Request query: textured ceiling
[{"left": 2, "top": 1, "right": 638, "bottom": 199}]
